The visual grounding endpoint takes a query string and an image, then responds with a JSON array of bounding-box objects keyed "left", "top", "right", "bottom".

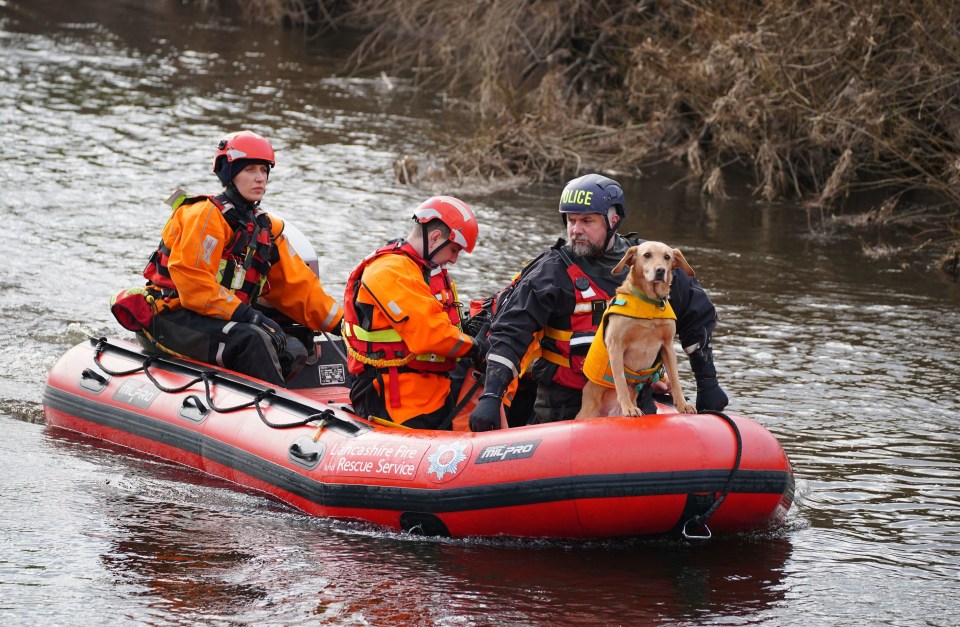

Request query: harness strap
[
  {"left": 629, "top": 364, "right": 664, "bottom": 391},
  {"left": 387, "top": 365, "right": 401, "bottom": 408},
  {"left": 342, "top": 323, "right": 450, "bottom": 365},
  {"left": 345, "top": 342, "right": 417, "bottom": 368}
]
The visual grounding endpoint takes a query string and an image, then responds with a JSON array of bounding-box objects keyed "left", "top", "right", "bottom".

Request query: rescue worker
[
  {"left": 116, "top": 130, "right": 343, "bottom": 385},
  {"left": 469, "top": 173, "right": 728, "bottom": 431},
  {"left": 342, "top": 196, "right": 487, "bottom": 429}
]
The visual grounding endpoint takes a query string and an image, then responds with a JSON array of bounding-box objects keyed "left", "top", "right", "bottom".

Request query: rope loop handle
[
  {"left": 87, "top": 338, "right": 336, "bottom": 431},
  {"left": 679, "top": 410, "right": 743, "bottom": 541}
]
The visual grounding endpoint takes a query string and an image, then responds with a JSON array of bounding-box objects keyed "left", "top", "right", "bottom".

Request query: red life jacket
[
  {"left": 342, "top": 240, "right": 463, "bottom": 379},
  {"left": 143, "top": 194, "right": 278, "bottom": 303},
  {"left": 539, "top": 247, "right": 611, "bottom": 390}
]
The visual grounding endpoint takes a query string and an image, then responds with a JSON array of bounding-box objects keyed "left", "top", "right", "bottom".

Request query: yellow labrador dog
[{"left": 576, "top": 241, "right": 697, "bottom": 418}]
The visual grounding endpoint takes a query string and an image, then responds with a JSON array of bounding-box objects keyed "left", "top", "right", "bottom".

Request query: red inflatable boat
[{"left": 43, "top": 337, "right": 794, "bottom": 540}]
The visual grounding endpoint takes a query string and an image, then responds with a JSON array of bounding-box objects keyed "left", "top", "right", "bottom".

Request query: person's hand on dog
[{"left": 651, "top": 374, "right": 670, "bottom": 394}]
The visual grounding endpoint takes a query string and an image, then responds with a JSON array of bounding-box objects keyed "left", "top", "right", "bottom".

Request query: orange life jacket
[
  {"left": 342, "top": 241, "right": 464, "bottom": 380},
  {"left": 143, "top": 194, "right": 278, "bottom": 304}
]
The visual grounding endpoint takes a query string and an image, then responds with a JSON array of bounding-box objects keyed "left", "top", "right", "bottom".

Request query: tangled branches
[
  {"left": 223, "top": 0, "right": 960, "bottom": 276},
  {"left": 351, "top": 2, "right": 959, "bottom": 198}
]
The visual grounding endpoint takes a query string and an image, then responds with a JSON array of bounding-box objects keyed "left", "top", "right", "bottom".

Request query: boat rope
[
  {"left": 344, "top": 342, "right": 418, "bottom": 368},
  {"left": 681, "top": 410, "right": 743, "bottom": 541},
  {"left": 91, "top": 337, "right": 335, "bottom": 431}
]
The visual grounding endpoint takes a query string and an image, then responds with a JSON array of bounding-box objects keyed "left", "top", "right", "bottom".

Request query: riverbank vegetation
[{"left": 219, "top": 0, "right": 960, "bottom": 278}]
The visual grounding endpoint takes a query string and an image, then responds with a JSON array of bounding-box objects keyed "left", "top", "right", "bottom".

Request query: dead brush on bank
[
  {"left": 338, "top": 0, "right": 960, "bottom": 273},
  {"left": 204, "top": 0, "right": 960, "bottom": 277}
]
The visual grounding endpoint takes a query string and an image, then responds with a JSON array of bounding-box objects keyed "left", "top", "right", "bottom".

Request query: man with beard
[{"left": 468, "top": 173, "right": 728, "bottom": 431}]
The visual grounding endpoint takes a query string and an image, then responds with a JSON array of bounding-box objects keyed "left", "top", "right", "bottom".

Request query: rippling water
[{"left": 2, "top": 1, "right": 959, "bottom": 625}]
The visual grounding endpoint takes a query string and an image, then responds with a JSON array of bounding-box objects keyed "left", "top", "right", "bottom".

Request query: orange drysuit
[
  {"left": 343, "top": 243, "right": 476, "bottom": 426},
  {"left": 150, "top": 196, "right": 342, "bottom": 332}
]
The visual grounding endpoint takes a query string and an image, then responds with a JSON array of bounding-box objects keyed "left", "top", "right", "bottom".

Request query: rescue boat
[{"left": 42, "top": 336, "right": 794, "bottom": 540}]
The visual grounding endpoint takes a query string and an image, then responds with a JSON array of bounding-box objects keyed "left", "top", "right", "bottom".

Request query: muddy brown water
[{"left": 2, "top": 1, "right": 958, "bottom": 625}]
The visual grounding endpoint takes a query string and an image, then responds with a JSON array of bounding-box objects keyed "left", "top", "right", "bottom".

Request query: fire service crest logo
[{"left": 427, "top": 442, "right": 468, "bottom": 481}]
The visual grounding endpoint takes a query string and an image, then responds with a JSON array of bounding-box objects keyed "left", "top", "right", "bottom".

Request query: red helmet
[
  {"left": 213, "top": 131, "right": 276, "bottom": 185},
  {"left": 413, "top": 196, "right": 479, "bottom": 253}
]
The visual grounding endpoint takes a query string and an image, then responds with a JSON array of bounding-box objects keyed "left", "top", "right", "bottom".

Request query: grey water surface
[{"left": 1, "top": 1, "right": 958, "bottom": 625}]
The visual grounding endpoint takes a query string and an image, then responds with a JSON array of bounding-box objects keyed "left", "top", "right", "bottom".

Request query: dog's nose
[{"left": 655, "top": 267, "right": 667, "bottom": 281}]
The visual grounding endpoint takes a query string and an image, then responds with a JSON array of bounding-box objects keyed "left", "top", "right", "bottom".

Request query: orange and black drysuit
[
  {"left": 135, "top": 190, "right": 342, "bottom": 384},
  {"left": 481, "top": 233, "right": 721, "bottom": 423},
  {"left": 342, "top": 240, "right": 479, "bottom": 428}
]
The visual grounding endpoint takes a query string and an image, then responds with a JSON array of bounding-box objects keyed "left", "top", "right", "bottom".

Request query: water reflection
[
  {"left": 102, "top": 501, "right": 268, "bottom": 616},
  {"left": 426, "top": 538, "right": 792, "bottom": 624},
  {"left": 46, "top": 426, "right": 792, "bottom": 624},
  {"left": 4, "top": 0, "right": 960, "bottom": 624}
]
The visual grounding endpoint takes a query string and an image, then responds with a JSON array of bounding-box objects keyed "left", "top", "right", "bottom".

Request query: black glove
[
  {"left": 462, "top": 309, "right": 491, "bottom": 338},
  {"left": 233, "top": 303, "right": 288, "bottom": 354},
  {"left": 470, "top": 394, "right": 502, "bottom": 432},
  {"left": 688, "top": 342, "right": 728, "bottom": 412},
  {"left": 469, "top": 361, "right": 513, "bottom": 432},
  {"left": 695, "top": 377, "right": 728, "bottom": 412},
  {"left": 467, "top": 336, "right": 490, "bottom": 371},
  {"left": 251, "top": 311, "right": 287, "bottom": 354}
]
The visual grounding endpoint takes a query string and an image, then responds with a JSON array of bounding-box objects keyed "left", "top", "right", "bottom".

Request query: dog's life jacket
[{"left": 582, "top": 292, "right": 677, "bottom": 391}]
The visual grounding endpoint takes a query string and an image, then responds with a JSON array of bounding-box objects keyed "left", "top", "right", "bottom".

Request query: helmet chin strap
[
  {"left": 601, "top": 225, "right": 617, "bottom": 252},
  {"left": 601, "top": 212, "right": 622, "bottom": 252},
  {"left": 419, "top": 223, "right": 449, "bottom": 267}
]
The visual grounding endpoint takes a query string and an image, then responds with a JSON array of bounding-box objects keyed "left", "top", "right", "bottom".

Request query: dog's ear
[
  {"left": 672, "top": 248, "right": 696, "bottom": 276},
  {"left": 613, "top": 246, "right": 638, "bottom": 274}
]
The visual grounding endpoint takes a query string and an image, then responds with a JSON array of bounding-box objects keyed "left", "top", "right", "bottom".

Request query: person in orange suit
[
  {"left": 342, "top": 197, "right": 487, "bottom": 428},
  {"left": 125, "top": 130, "right": 343, "bottom": 385}
]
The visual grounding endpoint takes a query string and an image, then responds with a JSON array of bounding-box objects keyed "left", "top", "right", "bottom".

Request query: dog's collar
[{"left": 629, "top": 288, "right": 668, "bottom": 310}]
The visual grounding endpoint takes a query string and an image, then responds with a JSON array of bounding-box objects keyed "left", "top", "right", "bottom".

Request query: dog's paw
[
  {"left": 675, "top": 400, "right": 696, "bottom": 414},
  {"left": 622, "top": 405, "right": 644, "bottom": 417}
]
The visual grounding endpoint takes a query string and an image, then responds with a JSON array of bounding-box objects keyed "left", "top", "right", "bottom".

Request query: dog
[{"left": 576, "top": 241, "right": 697, "bottom": 418}]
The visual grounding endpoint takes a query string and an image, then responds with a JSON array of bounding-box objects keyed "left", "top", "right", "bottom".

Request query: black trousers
[
  {"left": 530, "top": 359, "right": 656, "bottom": 424},
  {"left": 144, "top": 309, "right": 307, "bottom": 385}
]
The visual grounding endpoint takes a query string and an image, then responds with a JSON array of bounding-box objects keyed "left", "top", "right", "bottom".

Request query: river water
[{"left": 2, "top": 1, "right": 959, "bottom": 625}]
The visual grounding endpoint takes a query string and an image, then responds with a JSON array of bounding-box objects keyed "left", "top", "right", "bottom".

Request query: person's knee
[
  {"left": 280, "top": 336, "right": 308, "bottom": 382},
  {"left": 223, "top": 323, "right": 284, "bottom": 382}
]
